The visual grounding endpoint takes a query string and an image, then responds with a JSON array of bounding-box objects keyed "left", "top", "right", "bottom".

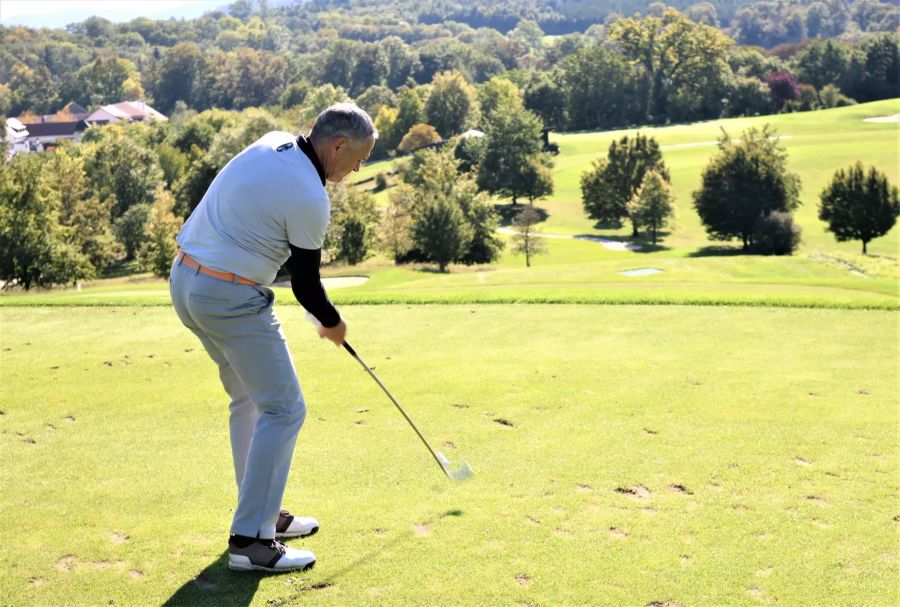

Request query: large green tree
[
  {"left": 477, "top": 103, "right": 549, "bottom": 204},
  {"left": 424, "top": 70, "right": 480, "bottom": 138},
  {"left": 693, "top": 126, "right": 801, "bottom": 250},
  {"left": 610, "top": 7, "right": 733, "bottom": 123},
  {"left": 819, "top": 162, "right": 899, "bottom": 254},
  {"left": 581, "top": 133, "right": 670, "bottom": 236},
  {"left": 83, "top": 125, "right": 164, "bottom": 218},
  {"left": 0, "top": 154, "right": 92, "bottom": 289},
  {"left": 627, "top": 169, "right": 676, "bottom": 245},
  {"left": 561, "top": 46, "right": 636, "bottom": 130},
  {"left": 153, "top": 42, "right": 203, "bottom": 114}
]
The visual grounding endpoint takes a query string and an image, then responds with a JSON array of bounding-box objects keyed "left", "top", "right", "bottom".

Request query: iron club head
[{"left": 437, "top": 452, "right": 474, "bottom": 482}]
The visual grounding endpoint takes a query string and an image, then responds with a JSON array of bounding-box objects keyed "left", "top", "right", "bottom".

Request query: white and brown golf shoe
[
  {"left": 275, "top": 510, "right": 319, "bottom": 539},
  {"left": 227, "top": 537, "right": 316, "bottom": 573}
]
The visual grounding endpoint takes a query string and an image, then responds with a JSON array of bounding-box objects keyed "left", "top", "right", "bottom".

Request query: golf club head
[{"left": 437, "top": 452, "right": 474, "bottom": 482}]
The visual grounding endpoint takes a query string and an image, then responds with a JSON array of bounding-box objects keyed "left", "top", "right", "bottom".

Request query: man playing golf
[{"left": 169, "top": 103, "right": 376, "bottom": 572}]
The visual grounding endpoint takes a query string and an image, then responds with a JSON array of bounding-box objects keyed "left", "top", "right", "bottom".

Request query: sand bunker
[
  {"left": 496, "top": 228, "right": 642, "bottom": 251},
  {"left": 273, "top": 275, "right": 368, "bottom": 289},
  {"left": 863, "top": 114, "right": 899, "bottom": 123},
  {"left": 618, "top": 268, "right": 663, "bottom": 277}
]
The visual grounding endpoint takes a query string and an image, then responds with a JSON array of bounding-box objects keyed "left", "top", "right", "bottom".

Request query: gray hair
[{"left": 309, "top": 103, "right": 378, "bottom": 147}]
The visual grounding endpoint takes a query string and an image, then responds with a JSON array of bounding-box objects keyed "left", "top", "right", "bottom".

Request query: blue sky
[{"left": 0, "top": 1, "right": 226, "bottom": 28}]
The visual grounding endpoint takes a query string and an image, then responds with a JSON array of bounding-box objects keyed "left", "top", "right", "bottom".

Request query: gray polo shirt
[{"left": 176, "top": 131, "right": 329, "bottom": 285}]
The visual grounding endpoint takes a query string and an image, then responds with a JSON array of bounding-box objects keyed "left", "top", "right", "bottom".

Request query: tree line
[{"left": 1, "top": 1, "right": 897, "bottom": 134}]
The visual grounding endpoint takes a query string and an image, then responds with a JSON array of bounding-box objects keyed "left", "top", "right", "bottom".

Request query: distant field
[
  {"left": 359, "top": 99, "right": 900, "bottom": 254},
  {"left": 2, "top": 305, "right": 896, "bottom": 606}
]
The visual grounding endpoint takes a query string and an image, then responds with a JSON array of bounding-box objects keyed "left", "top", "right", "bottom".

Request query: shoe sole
[
  {"left": 275, "top": 525, "right": 319, "bottom": 539},
  {"left": 228, "top": 557, "right": 316, "bottom": 573}
]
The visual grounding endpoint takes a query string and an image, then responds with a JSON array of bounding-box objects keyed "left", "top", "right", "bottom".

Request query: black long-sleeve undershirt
[{"left": 286, "top": 244, "right": 340, "bottom": 328}]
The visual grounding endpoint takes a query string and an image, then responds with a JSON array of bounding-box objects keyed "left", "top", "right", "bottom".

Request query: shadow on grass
[
  {"left": 163, "top": 509, "right": 464, "bottom": 606},
  {"left": 688, "top": 245, "right": 755, "bottom": 257},
  {"left": 162, "top": 550, "right": 261, "bottom": 607},
  {"left": 493, "top": 202, "right": 549, "bottom": 227}
]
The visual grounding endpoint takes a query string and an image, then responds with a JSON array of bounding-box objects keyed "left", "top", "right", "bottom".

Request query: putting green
[{"left": 2, "top": 305, "right": 895, "bottom": 605}]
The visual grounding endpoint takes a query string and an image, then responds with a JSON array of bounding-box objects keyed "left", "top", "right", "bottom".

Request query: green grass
[{"left": 2, "top": 305, "right": 897, "bottom": 606}]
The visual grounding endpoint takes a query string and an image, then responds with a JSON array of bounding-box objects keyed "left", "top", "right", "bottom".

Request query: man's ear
[{"left": 333, "top": 137, "right": 349, "bottom": 153}]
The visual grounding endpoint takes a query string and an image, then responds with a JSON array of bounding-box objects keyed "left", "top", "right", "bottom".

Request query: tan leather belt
[{"left": 177, "top": 250, "right": 258, "bottom": 286}]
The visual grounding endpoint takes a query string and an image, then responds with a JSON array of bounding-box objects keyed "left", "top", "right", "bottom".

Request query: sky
[{"left": 0, "top": 1, "right": 225, "bottom": 28}]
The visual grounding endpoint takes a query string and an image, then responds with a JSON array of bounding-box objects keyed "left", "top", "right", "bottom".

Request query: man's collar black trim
[{"left": 296, "top": 135, "right": 326, "bottom": 186}]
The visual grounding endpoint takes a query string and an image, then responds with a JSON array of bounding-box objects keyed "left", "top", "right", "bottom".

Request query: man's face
[{"left": 326, "top": 136, "right": 375, "bottom": 183}]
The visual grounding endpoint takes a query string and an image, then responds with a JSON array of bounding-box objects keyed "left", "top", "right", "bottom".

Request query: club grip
[{"left": 343, "top": 341, "right": 357, "bottom": 357}]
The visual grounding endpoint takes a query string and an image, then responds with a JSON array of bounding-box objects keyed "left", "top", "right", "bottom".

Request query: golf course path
[{"left": 496, "top": 227, "right": 642, "bottom": 250}]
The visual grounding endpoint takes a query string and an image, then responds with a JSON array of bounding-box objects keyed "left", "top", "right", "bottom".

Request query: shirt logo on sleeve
[{"left": 276, "top": 142, "right": 294, "bottom": 152}]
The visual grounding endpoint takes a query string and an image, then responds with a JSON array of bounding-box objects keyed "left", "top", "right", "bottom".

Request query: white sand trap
[
  {"left": 273, "top": 275, "right": 369, "bottom": 289},
  {"left": 863, "top": 114, "right": 899, "bottom": 123},
  {"left": 574, "top": 235, "right": 643, "bottom": 251},
  {"left": 497, "top": 227, "right": 642, "bottom": 251},
  {"left": 322, "top": 276, "right": 369, "bottom": 288},
  {"left": 618, "top": 268, "right": 664, "bottom": 277}
]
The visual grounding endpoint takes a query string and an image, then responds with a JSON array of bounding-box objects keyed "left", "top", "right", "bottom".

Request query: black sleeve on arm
[{"left": 287, "top": 244, "right": 341, "bottom": 328}]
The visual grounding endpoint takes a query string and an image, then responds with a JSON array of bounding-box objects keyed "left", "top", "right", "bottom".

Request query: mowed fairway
[{"left": 2, "top": 305, "right": 896, "bottom": 606}]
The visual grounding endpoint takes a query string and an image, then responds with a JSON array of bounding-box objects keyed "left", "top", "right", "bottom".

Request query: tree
[
  {"left": 393, "top": 88, "right": 425, "bottom": 149},
  {"left": 424, "top": 70, "right": 480, "bottom": 138},
  {"left": 0, "top": 154, "right": 91, "bottom": 289},
  {"left": 767, "top": 71, "right": 801, "bottom": 110},
  {"left": 397, "top": 123, "right": 441, "bottom": 154},
  {"left": 627, "top": 170, "right": 676, "bottom": 245},
  {"left": 317, "top": 40, "right": 358, "bottom": 91},
  {"left": 153, "top": 42, "right": 202, "bottom": 114},
  {"left": 380, "top": 36, "right": 420, "bottom": 90},
  {"left": 581, "top": 133, "right": 670, "bottom": 236},
  {"left": 523, "top": 71, "right": 567, "bottom": 129},
  {"left": 477, "top": 103, "right": 549, "bottom": 204},
  {"left": 8, "top": 64, "right": 59, "bottom": 115},
  {"left": 693, "top": 126, "right": 801, "bottom": 250},
  {"left": 511, "top": 206, "right": 548, "bottom": 267},
  {"left": 795, "top": 39, "right": 852, "bottom": 91},
  {"left": 819, "top": 162, "right": 900, "bottom": 254},
  {"left": 411, "top": 197, "right": 470, "bottom": 272},
  {"left": 115, "top": 203, "right": 153, "bottom": 261},
  {"left": 609, "top": 8, "right": 733, "bottom": 123},
  {"left": 47, "top": 147, "right": 121, "bottom": 273},
  {"left": 404, "top": 148, "right": 501, "bottom": 268},
  {"left": 477, "top": 77, "right": 522, "bottom": 123},
  {"left": 324, "top": 183, "right": 379, "bottom": 265},
  {"left": 753, "top": 211, "right": 801, "bottom": 255},
  {"left": 380, "top": 184, "right": 415, "bottom": 263},
  {"left": 215, "top": 48, "right": 289, "bottom": 110},
  {"left": 561, "top": 46, "right": 635, "bottom": 130},
  {"left": 139, "top": 186, "right": 182, "bottom": 277},
  {"left": 301, "top": 84, "right": 350, "bottom": 125},
  {"left": 520, "top": 155, "right": 554, "bottom": 205},
  {"left": 350, "top": 43, "right": 389, "bottom": 96},
  {"left": 83, "top": 125, "right": 164, "bottom": 218},
  {"left": 76, "top": 56, "right": 142, "bottom": 107}
]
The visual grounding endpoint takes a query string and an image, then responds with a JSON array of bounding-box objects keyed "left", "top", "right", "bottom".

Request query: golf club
[{"left": 307, "top": 314, "right": 472, "bottom": 481}]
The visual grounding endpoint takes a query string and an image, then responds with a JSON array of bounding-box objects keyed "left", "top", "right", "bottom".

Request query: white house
[{"left": 3, "top": 118, "right": 30, "bottom": 158}]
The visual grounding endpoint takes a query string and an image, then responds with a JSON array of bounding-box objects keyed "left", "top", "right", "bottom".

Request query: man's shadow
[
  {"left": 162, "top": 550, "right": 260, "bottom": 607},
  {"left": 162, "top": 509, "right": 463, "bottom": 606}
]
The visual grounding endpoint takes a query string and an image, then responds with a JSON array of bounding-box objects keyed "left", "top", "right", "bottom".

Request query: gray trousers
[{"left": 169, "top": 257, "right": 307, "bottom": 539}]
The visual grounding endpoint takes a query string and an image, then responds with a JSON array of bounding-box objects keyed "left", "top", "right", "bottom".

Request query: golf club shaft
[{"left": 343, "top": 341, "right": 449, "bottom": 478}]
